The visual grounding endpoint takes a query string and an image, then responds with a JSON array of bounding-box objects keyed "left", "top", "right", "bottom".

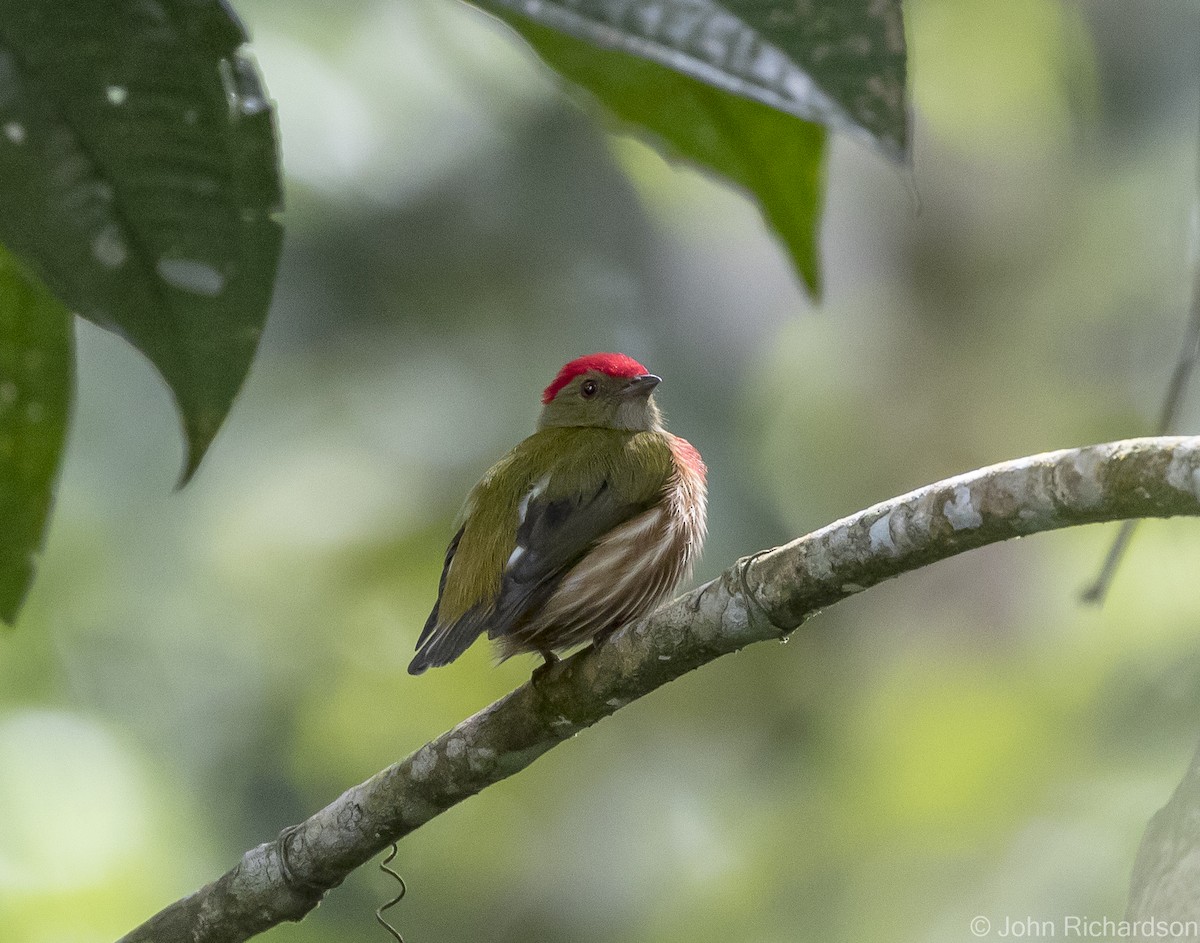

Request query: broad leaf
[
  {"left": 0, "top": 1, "right": 283, "bottom": 480},
  {"left": 0, "top": 246, "right": 72, "bottom": 626},
  {"left": 1128, "top": 739, "right": 1200, "bottom": 924},
  {"left": 471, "top": 0, "right": 908, "bottom": 160},
  {"left": 506, "top": 14, "right": 827, "bottom": 294}
]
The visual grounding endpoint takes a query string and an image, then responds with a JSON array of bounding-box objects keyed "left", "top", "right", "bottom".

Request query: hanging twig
[
  {"left": 1083, "top": 97, "right": 1200, "bottom": 603},
  {"left": 375, "top": 844, "right": 407, "bottom": 943}
]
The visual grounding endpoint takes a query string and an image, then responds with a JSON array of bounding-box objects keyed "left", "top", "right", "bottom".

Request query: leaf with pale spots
[
  {"left": 0, "top": 246, "right": 72, "bottom": 626},
  {"left": 470, "top": 0, "right": 909, "bottom": 160},
  {"left": 0, "top": 1, "right": 283, "bottom": 481}
]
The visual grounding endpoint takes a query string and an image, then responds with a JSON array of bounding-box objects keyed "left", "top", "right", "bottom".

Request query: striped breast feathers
[{"left": 408, "top": 428, "right": 673, "bottom": 672}]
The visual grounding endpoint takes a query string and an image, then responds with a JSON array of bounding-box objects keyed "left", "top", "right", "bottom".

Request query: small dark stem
[
  {"left": 1083, "top": 93, "right": 1200, "bottom": 605},
  {"left": 375, "top": 844, "right": 406, "bottom": 943}
]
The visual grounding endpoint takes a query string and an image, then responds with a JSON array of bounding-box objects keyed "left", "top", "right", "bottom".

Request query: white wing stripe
[{"left": 517, "top": 473, "right": 552, "bottom": 526}]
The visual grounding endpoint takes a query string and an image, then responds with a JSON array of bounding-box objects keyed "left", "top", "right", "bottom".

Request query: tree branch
[{"left": 117, "top": 436, "right": 1200, "bottom": 943}]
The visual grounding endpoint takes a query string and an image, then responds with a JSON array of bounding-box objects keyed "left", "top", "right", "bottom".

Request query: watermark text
[{"left": 970, "top": 915, "right": 1200, "bottom": 939}]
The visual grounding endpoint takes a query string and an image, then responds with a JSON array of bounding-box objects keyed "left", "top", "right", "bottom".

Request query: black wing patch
[{"left": 488, "top": 478, "right": 650, "bottom": 640}]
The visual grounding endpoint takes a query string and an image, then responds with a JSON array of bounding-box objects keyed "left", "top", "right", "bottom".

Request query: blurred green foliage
[
  {"left": 3, "top": 0, "right": 1200, "bottom": 941},
  {"left": 491, "top": 12, "right": 830, "bottom": 295},
  {"left": 0, "top": 246, "right": 71, "bottom": 623}
]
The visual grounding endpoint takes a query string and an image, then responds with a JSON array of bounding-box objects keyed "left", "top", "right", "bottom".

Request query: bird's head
[{"left": 538, "top": 353, "right": 664, "bottom": 431}]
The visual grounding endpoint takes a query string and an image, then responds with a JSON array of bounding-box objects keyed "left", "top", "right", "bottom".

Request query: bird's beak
[{"left": 622, "top": 374, "right": 662, "bottom": 397}]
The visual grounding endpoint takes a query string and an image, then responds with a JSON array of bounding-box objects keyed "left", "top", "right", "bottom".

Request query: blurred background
[{"left": 3, "top": 0, "right": 1200, "bottom": 940}]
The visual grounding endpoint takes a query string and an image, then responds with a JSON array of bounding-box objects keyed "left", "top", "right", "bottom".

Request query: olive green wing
[{"left": 407, "top": 430, "right": 671, "bottom": 673}]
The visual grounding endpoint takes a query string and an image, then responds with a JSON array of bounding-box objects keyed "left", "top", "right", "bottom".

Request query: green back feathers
[{"left": 436, "top": 427, "right": 673, "bottom": 626}]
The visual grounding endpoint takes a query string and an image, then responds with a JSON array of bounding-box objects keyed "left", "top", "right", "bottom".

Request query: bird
[{"left": 408, "top": 352, "right": 707, "bottom": 675}]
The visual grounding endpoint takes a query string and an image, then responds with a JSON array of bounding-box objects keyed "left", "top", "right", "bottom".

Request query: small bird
[{"left": 408, "top": 353, "right": 707, "bottom": 675}]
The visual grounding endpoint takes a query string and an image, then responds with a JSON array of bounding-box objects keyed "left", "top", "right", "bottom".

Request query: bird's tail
[{"left": 408, "top": 616, "right": 486, "bottom": 675}]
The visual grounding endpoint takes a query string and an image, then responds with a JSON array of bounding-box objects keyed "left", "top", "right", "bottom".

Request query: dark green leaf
[
  {"left": 0, "top": 1, "right": 283, "bottom": 481},
  {"left": 507, "top": 15, "right": 827, "bottom": 294},
  {"left": 470, "top": 0, "right": 908, "bottom": 160},
  {"left": 0, "top": 245, "right": 72, "bottom": 626}
]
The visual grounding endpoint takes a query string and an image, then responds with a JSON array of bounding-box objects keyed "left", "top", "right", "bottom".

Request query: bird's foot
[
  {"left": 531, "top": 651, "right": 560, "bottom": 685},
  {"left": 590, "top": 627, "right": 617, "bottom": 653}
]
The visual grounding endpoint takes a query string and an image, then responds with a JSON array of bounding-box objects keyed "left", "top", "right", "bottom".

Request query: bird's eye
[{"left": 580, "top": 379, "right": 598, "bottom": 398}]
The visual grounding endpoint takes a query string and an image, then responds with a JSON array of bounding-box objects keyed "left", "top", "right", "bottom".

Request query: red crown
[{"left": 542, "top": 353, "right": 650, "bottom": 404}]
